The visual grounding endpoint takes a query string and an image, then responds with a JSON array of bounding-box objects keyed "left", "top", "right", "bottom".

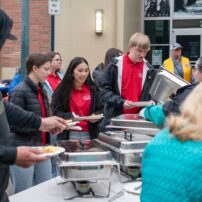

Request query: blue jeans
[
  {"left": 50, "top": 157, "right": 58, "bottom": 178},
  {"left": 11, "top": 159, "right": 52, "bottom": 193},
  {"left": 50, "top": 133, "right": 58, "bottom": 177}
]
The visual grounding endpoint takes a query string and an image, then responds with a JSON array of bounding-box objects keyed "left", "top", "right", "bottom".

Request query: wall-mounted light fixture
[{"left": 95, "top": 9, "right": 103, "bottom": 35}]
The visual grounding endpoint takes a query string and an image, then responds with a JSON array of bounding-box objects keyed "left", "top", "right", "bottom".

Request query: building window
[
  {"left": 174, "top": 0, "right": 202, "bottom": 18},
  {"left": 144, "top": 20, "right": 169, "bottom": 44},
  {"left": 173, "top": 19, "right": 202, "bottom": 28},
  {"left": 146, "top": 46, "right": 169, "bottom": 68},
  {"left": 144, "top": 0, "right": 170, "bottom": 17}
]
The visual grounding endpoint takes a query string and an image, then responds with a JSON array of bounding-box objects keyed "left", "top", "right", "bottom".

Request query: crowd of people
[{"left": 1, "top": 7, "right": 202, "bottom": 202}]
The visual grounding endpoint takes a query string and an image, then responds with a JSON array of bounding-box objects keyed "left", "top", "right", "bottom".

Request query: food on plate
[{"left": 40, "top": 146, "right": 61, "bottom": 153}]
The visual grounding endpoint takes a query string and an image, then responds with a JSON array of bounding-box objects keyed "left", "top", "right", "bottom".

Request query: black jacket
[
  {"left": 99, "top": 57, "right": 157, "bottom": 131},
  {"left": 0, "top": 95, "right": 41, "bottom": 201},
  {"left": 51, "top": 85, "right": 103, "bottom": 140},
  {"left": 8, "top": 76, "right": 50, "bottom": 146},
  {"left": 163, "top": 82, "right": 198, "bottom": 116},
  {"left": 92, "top": 63, "right": 104, "bottom": 87}
]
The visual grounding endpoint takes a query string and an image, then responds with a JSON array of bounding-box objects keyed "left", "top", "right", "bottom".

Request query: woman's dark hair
[
  {"left": 26, "top": 52, "right": 50, "bottom": 74},
  {"left": 196, "top": 57, "right": 202, "bottom": 73},
  {"left": 46, "top": 51, "right": 61, "bottom": 61},
  {"left": 52, "top": 57, "right": 94, "bottom": 111},
  {"left": 104, "top": 48, "right": 122, "bottom": 67}
]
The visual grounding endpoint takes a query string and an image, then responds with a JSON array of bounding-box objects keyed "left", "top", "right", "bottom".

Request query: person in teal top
[
  {"left": 140, "top": 104, "right": 165, "bottom": 126},
  {"left": 141, "top": 82, "right": 202, "bottom": 202},
  {"left": 139, "top": 56, "right": 202, "bottom": 127}
]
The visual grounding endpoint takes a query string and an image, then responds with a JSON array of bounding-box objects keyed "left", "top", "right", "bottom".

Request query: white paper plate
[
  {"left": 130, "top": 101, "right": 154, "bottom": 107},
  {"left": 33, "top": 146, "right": 65, "bottom": 157},
  {"left": 74, "top": 114, "right": 103, "bottom": 121},
  {"left": 67, "top": 121, "right": 79, "bottom": 127},
  {"left": 123, "top": 181, "right": 142, "bottom": 195},
  {"left": 69, "top": 126, "right": 82, "bottom": 130}
]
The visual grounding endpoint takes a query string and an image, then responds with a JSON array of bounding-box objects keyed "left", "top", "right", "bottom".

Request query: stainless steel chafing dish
[
  {"left": 106, "top": 114, "right": 160, "bottom": 136},
  {"left": 149, "top": 69, "right": 189, "bottom": 104},
  {"left": 56, "top": 140, "right": 114, "bottom": 181},
  {"left": 95, "top": 131, "right": 152, "bottom": 167},
  {"left": 97, "top": 114, "right": 158, "bottom": 179},
  {"left": 56, "top": 140, "right": 117, "bottom": 199}
]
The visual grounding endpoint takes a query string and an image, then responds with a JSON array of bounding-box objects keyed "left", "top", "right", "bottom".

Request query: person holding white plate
[
  {"left": 9, "top": 53, "right": 53, "bottom": 193},
  {"left": 51, "top": 57, "right": 103, "bottom": 142},
  {"left": 99, "top": 33, "right": 156, "bottom": 131}
]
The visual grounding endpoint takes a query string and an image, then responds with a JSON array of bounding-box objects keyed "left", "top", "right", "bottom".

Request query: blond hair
[
  {"left": 128, "top": 32, "right": 150, "bottom": 50},
  {"left": 167, "top": 82, "right": 202, "bottom": 141}
]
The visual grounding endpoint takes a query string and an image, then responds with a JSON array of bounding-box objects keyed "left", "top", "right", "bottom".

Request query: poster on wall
[
  {"left": 152, "top": 49, "right": 163, "bottom": 66},
  {"left": 144, "top": 0, "right": 170, "bottom": 17},
  {"left": 174, "top": 0, "right": 202, "bottom": 17}
]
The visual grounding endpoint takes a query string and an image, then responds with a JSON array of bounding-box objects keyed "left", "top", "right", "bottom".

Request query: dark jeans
[{"left": 1, "top": 193, "right": 9, "bottom": 202}]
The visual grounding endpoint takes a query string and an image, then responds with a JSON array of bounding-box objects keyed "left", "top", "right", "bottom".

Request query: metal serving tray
[
  {"left": 95, "top": 132, "right": 152, "bottom": 166},
  {"left": 107, "top": 114, "right": 160, "bottom": 136},
  {"left": 111, "top": 114, "right": 156, "bottom": 128},
  {"left": 56, "top": 140, "right": 111, "bottom": 163},
  {"left": 149, "top": 69, "right": 189, "bottom": 104},
  {"left": 58, "top": 164, "right": 112, "bottom": 181},
  {"left": 56, "top": 140, "right": 114, "bottom": 181}
]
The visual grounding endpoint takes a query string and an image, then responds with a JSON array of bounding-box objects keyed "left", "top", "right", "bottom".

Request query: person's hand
[
  {"left": 149, "top": 100, "right": 156, "bottom": 105},
  {"left": 15, "top": 146, "right": 48, "bottom": 168},
  {"left": 88, "top": 114, "right": 99, "bottom": 123},
  {"left": 39, "top": 116, "right": 67, "bottom": 135},
  {"left": 123, "top": 100, "right": 135, "bottom": 109}
]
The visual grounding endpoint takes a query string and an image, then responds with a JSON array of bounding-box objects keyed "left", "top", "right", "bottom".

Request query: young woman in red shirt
[{"left": 51, "top": 57, "right": 103, "bottom": 142}]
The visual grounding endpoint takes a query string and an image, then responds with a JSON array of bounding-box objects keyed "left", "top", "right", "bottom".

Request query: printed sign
[
  {"left": 48, "top": 0, "right": 60, "bottom": 15},
  {"left": 152, "top": 49, "right": 162, "bottom": 66}
]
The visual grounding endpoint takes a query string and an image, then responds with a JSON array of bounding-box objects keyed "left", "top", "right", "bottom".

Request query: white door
[{"left": 172, "top": 28, "right": 202, "bottom": 66}]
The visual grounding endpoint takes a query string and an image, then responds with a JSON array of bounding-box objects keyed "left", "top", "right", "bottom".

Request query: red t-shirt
[
  {"left": 37, "top": 86, "right": 47, "bottom": 144},
  {"left": 69, "top": 84, "right": 91, "bottom": 131},
  {"left": 121, "top": 53, "right": 143, "bottom": 114},
  {"left": 47, "top": 73, "right": 61, "bottom": 91}
]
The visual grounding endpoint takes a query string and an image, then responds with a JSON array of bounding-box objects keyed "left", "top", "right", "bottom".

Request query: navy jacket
[{"left": 9, "top": 76, "right": 50, "bottom": 146}]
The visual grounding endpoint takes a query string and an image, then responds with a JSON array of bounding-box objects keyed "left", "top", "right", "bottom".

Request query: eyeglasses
[{"left": 53, "top": 58, "right": 62, "bottom": 62}]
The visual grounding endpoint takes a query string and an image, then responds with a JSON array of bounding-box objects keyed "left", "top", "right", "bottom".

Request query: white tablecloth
[{"left": 9, "top": 172, "right": 140, "bottom": 202}]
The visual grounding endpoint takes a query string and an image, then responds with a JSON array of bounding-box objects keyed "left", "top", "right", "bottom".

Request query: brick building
[
  {"left": 0, "top": 0, "right": 51, "bottom": 79},
  {"left": 1, "top": 0, "right": 202, "bottom": 79}
]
